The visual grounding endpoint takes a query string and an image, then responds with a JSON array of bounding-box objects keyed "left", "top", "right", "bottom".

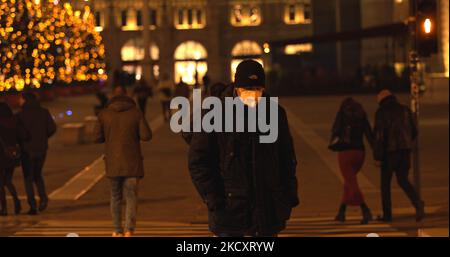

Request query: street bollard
[{"left": 60, "top": 123, "right": 86, "bottom": 145}]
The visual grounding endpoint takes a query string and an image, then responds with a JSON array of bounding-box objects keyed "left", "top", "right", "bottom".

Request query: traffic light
[{"left": 416, "top": 0, "right": 439, "bottom": 57}]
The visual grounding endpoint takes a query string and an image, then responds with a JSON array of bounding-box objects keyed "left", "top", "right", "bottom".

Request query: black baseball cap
[{"left": 234, "top": 59, "right": 265, "bottom": 88}]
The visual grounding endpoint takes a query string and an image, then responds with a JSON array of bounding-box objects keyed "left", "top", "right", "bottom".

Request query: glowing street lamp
[{"left": 423, "top": 18, "right": 432, "bottom": 34}]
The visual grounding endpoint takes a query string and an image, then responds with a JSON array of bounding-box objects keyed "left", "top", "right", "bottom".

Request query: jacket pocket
[{"left": 213, "top": 190, "right": 249, "bottom": 229}]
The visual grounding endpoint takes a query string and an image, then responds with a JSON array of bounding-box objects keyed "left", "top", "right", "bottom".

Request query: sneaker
[
  {"left": 124, "top": 231, "right": 134, "bottom": 237},
  {"left": 112, "top": 232, "right": 123, "bottom": 237}
]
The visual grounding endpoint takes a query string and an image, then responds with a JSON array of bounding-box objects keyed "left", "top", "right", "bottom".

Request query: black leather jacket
[
  {"left": 373, "top": 95, "right": 417, "bottom": 160},
  {"left": 331, "top": 108, "right": 374, "bottom": 151}
]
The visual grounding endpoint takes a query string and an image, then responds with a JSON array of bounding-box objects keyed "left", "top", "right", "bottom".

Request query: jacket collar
[
  {"left": 379, "top": 95, "right": 397, "bottom": 107},
  {"left": 22, "top": 100, "right": 40, "bottom": 110},
  {"left": 107, "top": 95, "right": 136, "bottom": 112}
]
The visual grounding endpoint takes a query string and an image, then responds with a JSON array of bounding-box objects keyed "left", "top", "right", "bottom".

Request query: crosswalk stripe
[
  {"left": 12, "top": 215, "right": 407, "bottom": 237},
  {"left": 283, "top": 107, "right": 377, "bottom": 191}
]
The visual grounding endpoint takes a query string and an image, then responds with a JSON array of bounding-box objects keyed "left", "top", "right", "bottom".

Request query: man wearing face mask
[{"left": 188, "top": 60, "right": 299, "bottom": 237}]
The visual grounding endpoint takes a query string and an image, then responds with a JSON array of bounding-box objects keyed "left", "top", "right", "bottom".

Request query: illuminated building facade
[
  {"left": 68, "top": 0, "right": 314, "bottom": 85},
  {"left": 67, "top": 0, "right": 448, "bottom": 89}
]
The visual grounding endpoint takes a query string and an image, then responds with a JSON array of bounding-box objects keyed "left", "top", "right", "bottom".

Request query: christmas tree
[
  {"left": 0, "top": 0, "right": 48, "bottom": 91},
  {"left": 0, "top": 0, "right": 107, "bottom": 92}
]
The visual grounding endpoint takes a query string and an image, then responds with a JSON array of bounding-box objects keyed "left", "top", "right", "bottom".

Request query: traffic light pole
[{"left": 409, "top": 0, "right": 422, "bottom": 200}]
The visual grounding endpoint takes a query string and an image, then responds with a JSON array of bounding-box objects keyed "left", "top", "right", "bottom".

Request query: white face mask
[{"left": 236, "top": 88, "right": 264, "bottom": 108}]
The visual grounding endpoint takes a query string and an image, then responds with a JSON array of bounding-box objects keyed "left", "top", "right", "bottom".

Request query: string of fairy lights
[{"left": 0, "top": 0, "right": 107, "bottom": 92}]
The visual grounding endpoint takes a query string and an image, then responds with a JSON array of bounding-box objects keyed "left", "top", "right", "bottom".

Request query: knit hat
[{"left": 234, "top": 59, "right": 265, "bottom": 88}]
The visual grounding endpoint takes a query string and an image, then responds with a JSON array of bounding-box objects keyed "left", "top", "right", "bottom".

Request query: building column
[
  {"left": 158, "top": 1, "right": 175, "bottom": 83},
  {"left": 141, "top": 0, "right": 153, "bottom": 85},
  {"left": 102, "top": 1, "right": 122, "bottom": 88},
  {"left": 205, "top": 0, "right": 223, "bottom": 84}
]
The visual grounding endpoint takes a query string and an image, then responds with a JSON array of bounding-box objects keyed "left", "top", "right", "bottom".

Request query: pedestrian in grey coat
[{"left": 94, "top": 86, "right": 152, "bottom": 237}]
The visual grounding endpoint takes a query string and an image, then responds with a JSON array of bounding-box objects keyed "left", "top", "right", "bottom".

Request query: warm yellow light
[
  {"left": 284, "top": 43, "right": 313, "bottom": 55},
  {"left": 263, "top": 43, "right": 270, "bottom": 54},
  {"left": 424, "top": 18, "right": 432, "bottom": 34}
]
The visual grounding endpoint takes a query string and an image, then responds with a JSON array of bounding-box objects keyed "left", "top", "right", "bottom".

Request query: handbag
[
  {"left": 328, "top": 125, "right": 352, "bottom": 152},
  {"left": 0, "top": 136, "right": 21, "bottom": 166}
]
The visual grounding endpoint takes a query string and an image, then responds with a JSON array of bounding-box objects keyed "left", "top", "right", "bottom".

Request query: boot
[
  {"left": 0, "top": 197, "right": 6, "bottom": 216},
  {"left": 415, "top": 200, "right": 425, "bottom": 222},
  {"left": 38, "top": 199, "right": 48, "bottom": 212},
  {"left": 334, "top": 204, "right": 346, "bottom": 222},
  {"left": 14, "top": 199, "right": 21, "bottom": 215},
  {"left": 376, "top": 215, "right": 392, "bottom": 222},
  {"left": 360, "top": 203, "right": 373, "bottom": 224},
  {"left": 27, "top": 209, "right": 38, "bottom": 216}
]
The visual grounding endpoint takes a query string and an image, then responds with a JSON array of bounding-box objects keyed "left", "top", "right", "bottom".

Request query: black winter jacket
[
  {"left": 331, "top": 107, "right": 374, "bottom": 151},
  {"left": 16, "top": 101, "right": 56, "bottom": 156},
  {"left": 373, "top": 95, "right": 417, "bottom": 160},
  {"left": 188, "top": 85, "right": 299, "bottom": 236},
  {"left": 0, "top": 116, "right": 29, "bottom": 168}
]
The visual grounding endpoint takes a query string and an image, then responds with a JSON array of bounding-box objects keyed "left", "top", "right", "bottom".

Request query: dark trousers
[
  {"left": 21, "top": 153, "right": 48, "bottom": 210},
  {"left": 0, "top": 166, "right": 19, "bottom": 211},
  {"left": 381, "top": 150, "right": 420, "bottom": 218},
  {"left": 137, "top": 98, "right": 148, "bottom": 115}
]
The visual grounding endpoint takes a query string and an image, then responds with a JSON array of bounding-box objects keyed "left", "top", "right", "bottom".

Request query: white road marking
[
  {"left": 283, "top": 107, "right": 377, "bottom": 191},
  {"left": 12, "top": 215, "right": 408, "bottom": 237},
  {"left": 48, "top": 115, "right": 165, "bottom": 201}
]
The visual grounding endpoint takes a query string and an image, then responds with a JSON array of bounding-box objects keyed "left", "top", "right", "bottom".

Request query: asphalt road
[{"left": 0, "top": 93, "right": 448, "bottom": 237}]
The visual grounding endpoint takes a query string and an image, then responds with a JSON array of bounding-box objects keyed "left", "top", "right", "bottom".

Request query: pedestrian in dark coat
[
  {"left": 188, "top": 60, "right": 299, "bottom": 237},
  {"left": 329, "top": 98, "right": 374, "bottom": 224},
  {"left": 157, "top": 73, "right": 173, "bottom": 122},
  {"left": 16, "top": 93, "right": 56, "bottom": 215},
  {"left": 0, "top": 102, "right": 28, "bottom": 216},
  {"left": 94, "top": 86, "right": 152, "bottom": 237},
  {"left": 373, "top": 89, "right": 424, "bottom": 222},
  {"left": 133, "top": 79, "right": 152, "bottom": 115},
  {"left": 174, "top": 80, "right": 190, "bottom": 99}
]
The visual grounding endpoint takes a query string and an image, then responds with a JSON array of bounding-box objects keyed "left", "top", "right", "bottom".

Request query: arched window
[
  {"left": 121, "top": 39, "right": 159, "bottom": 80},
  {"left": 231, "top": 40, "right": 264, "bottom": 81},
  {"left": 121, "top": 38, "right": 144, "bottom": 62},
  {"left": 174, "top": 41, "right": 208, "bottom": 85}
]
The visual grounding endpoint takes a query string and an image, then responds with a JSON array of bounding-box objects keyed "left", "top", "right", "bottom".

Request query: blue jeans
[{"left": 109, "top": 177, "right": 140, "bottom": 233}]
